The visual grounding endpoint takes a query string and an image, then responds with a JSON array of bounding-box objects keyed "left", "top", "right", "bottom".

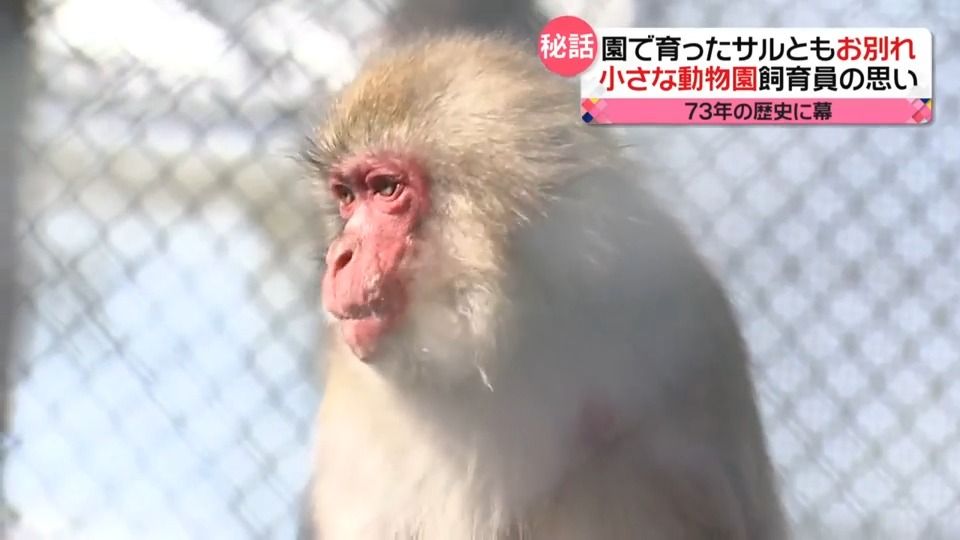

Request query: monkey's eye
[
  {"left": 369, "top": 175, "right": 401, "bottom": 199},
  {"left": 331, "top": 184, "right": 355, "bottom": 204}
]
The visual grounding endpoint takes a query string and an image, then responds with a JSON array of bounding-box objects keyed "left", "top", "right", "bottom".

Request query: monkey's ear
[{"left": 386, "top": 0, "right": 547, "bottom": 42}]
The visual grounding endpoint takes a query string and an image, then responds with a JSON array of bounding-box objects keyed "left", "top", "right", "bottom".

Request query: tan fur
[
  {"left": 307, "top": 35, "right": 618, "bottom": 231},
  {"left": 306, "top": 34, "right": 787, "bottom": 540}
]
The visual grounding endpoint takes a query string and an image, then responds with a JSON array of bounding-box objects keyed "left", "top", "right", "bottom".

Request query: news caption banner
[{"left": 537, "top": 17, "right": 933, "bottom": 125}]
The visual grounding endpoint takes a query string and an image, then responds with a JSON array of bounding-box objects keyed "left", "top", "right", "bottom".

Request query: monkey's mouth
[
  {"left": 337, "top": 315, "right": 393, "bottom": 361},
  {"left": 324, "top": 271, "right": 409, "bottom": 361},
  {"left": 327, "top": 293, "right": 405, "bottom": 362},
  {"left": 331, "top": 301, "right": 386, "bottom": 321}
]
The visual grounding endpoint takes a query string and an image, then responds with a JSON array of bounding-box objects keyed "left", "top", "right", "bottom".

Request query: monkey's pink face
[{"left": 321, "top": 154, "right": 429, "bottom": 361}]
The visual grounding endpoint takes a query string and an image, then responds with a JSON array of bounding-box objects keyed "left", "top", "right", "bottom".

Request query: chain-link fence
[{"left": 3, "top": 0, "right": 959, "bottom": 538}]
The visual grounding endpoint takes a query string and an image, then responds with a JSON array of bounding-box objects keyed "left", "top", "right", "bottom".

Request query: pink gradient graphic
[{"left": 581, "top": 98, "right": 933, "bottom": 125}]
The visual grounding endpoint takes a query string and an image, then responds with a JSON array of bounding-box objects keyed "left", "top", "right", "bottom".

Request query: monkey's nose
[{"left": 330, "top": 246, "right": 354, "bottom": 274}]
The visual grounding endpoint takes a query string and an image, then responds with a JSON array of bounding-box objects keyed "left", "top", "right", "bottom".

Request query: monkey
[{"left": 301, "top": 3, "right": 788, "bottom": 539}]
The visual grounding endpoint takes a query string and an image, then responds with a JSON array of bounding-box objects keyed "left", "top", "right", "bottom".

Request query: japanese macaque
[{"left": 303, "top": 2, "right": 787, "bottom": 539}]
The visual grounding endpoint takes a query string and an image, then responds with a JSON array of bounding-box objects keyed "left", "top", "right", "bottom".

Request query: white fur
[{"left": 310, "top": 172, "right": 786, "bottom": 539}]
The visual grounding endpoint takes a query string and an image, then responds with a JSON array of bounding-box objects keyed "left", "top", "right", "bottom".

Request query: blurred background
[{"left": 0, "top": 0, "right": 957, "bottom": 538}]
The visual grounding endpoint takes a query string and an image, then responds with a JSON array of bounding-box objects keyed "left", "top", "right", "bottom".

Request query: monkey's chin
[{"left": 339, "top": 317, "right": 390, "bottom": 362}]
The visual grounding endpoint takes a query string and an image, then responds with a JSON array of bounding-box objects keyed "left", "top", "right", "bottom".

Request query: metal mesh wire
[{"left": 4, "top": 0, "right": 959, "bottom": 538}]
